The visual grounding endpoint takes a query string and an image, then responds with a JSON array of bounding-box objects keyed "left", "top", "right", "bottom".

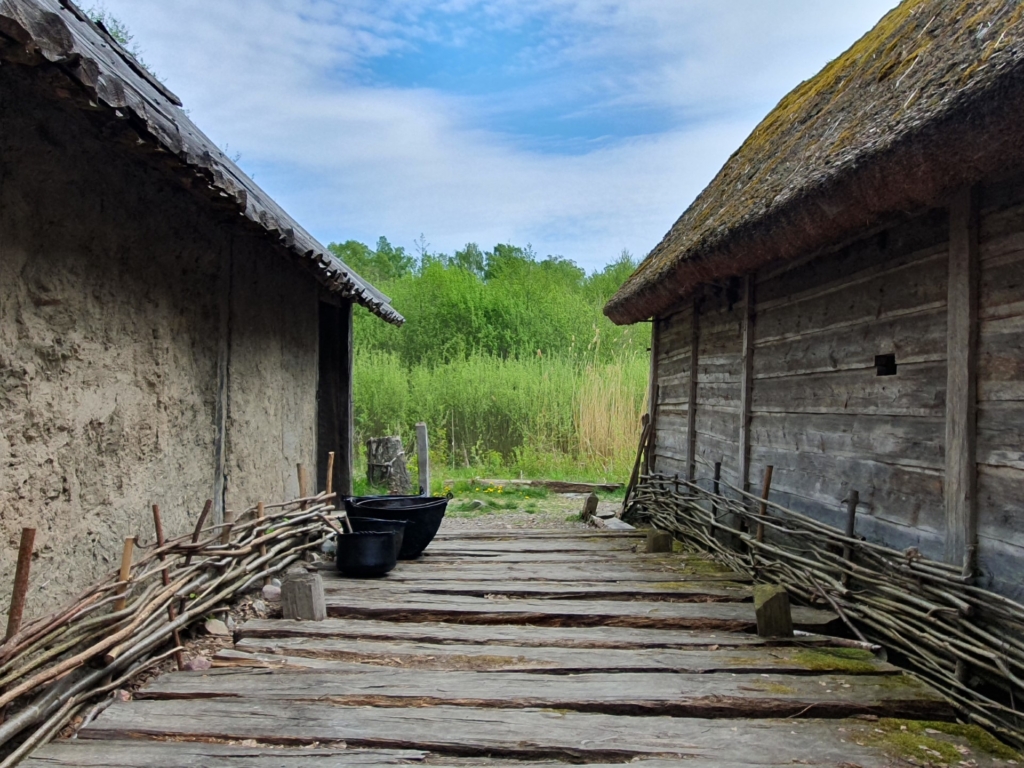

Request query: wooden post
[
  {"left": 582, "top": 493, "right": 599, "bottom": 523},
  {"left": 738, "top": 274, "right": 756, "bottom": 493},
  {"left": 709, "top": 461, "right": 722, "bottom": 538},
  {"left": 646, "top": 530, "right": 673, "bottom": 553},
  {"left": 114, "top": 537, "right": 135, "bottom": 612},
  {"left": 945, "top": 186, "right": 979, "bottom": 570},
  {"left": 5, "top": 528, "right": 35, "bottom": 641},
  {"left": 257, "top": 502, "right": 270, "bottom": 586},
  {"left": 282, "top": 572, "right": 327, "bottom": 621},
  {"left": 754, "top": 585, "right": 793, "bottom": 638},
  {"left": 841, "top": 490, "right": 859, "bottom": 589},
  {"left": 326, "top": 452, "right": 335, "bottom": 497},
  {"left": 297, "top": 463, "right": 309, "bottom": 507},
  {"left": 152, "top": 505, "right": 185, "bottom": 670},
  {"left": 685, "top": 295, "right": 700, "bottom": 482},
  {"left": 339, "top": 300, "right": 355, "bottom": 499},
  {"left": 220, "top": 507, "right": 235, "bottom": 546},
  {"left": 416, "top": 423, "right": 430, "bottom": 496},
  {"left": 755, "top": 465, "right": 774, "bottom": 544}
]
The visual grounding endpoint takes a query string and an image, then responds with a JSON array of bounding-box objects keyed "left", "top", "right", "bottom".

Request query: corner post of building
[
  {"left": 339, "top": 300, "right": 355, "bottom": 499},
  {"left": 737, "top": 274, "right": 756, "bottom": 493},
  {"left": 685, "top": 293, "right": 700, "bottom": 482},
  {"left": 945, "top": 186, "right": 980, "bottom": 572}
]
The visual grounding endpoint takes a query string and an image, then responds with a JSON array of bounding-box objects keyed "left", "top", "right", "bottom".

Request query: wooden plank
[
  {"left": 139, "top": 666, "right": 949, "bottom": 721},
  {"left": 977, "top": 402, "right": 1024, "bottom": 469},
  {"left": 77, "top": 700, "right": 929, "bottom": 766},
  {"left": 738, "top": 274, "right": 755, "bottom": 491},
  {"left": 339, "top": 301, "right": 355, "bottom": 497},
  {"left": 21, "top": 742, "right": 859, "bottom": 768},
  {"left": 946, "top": 186, "right": 980, "bottom": 568},
  {"left": 316, "top": 578, "right": 751, "bottom": 602},
  {"left": 978, "top": 313, "right": 1024, "bottom": 401},
  {"left": 422, "top": 538, "right": 639, "bottom": 553},
  {"left": 321, "top": 592, "right": 838, "bottom": 631},
  {"left": 237, "top": 619, "right": 800, "bottom": 648},
  {"left": 687, "top": 296, "right": 700, "bottom": 480},
  {"left": 222, "top": 642, "right": 901, "bottom": 676},
  {"left": 323, "top": 563, "right": 750, "bottom": 583},
  {"left": 649, "top": 317, "right": 660, "bottom": 475},
  {"left": 24, "top": 743, "right": 423, "bottom": 767},
  {"left": 433, "top": 530, "right": 643, "bottom": 540}
]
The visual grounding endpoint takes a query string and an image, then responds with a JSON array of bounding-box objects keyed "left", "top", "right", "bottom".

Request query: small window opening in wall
[{"left": 875, "top": 354, "right": 898, "bottom": 376}]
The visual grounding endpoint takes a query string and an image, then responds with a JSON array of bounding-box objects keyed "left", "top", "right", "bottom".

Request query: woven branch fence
[
  {"left": 625, "top": 472, "right": 1024, "bottom": 750},
  {"left": 0, "top": 492, "right": 340, "bottom": 766}
]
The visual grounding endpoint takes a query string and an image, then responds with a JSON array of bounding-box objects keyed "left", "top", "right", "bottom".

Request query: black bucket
[
  {"left": 335, "top": 531, "right": 398, "bottom": 577},
  {"left": 347, "top": 517, "right": 408, "bottom": 558},
  {"left": 345, "top": 496, "right": 448, "bottom": 559}
]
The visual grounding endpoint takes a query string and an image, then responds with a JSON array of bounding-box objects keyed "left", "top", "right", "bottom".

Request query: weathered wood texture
[
  {"left": 141, "top": 665, "right": 948, "bottom": 720},
  {"left": 281, "top": 572, "right": 327, "bottom": 621},
  {"left": 976, "top": 175, "right": 1024, "bottom": 597},
  {"left": 222, "top": 641, "right": 900, "bottom": 675},
  {"left": 27, "top": 529, "right": 966, "bottom": 768},
  {"left": 75, "top": 700, "right": 922, "bottom": 766}
]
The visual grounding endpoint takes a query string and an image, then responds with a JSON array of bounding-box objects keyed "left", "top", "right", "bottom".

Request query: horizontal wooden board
[
  {"left": 317, "top": 579, "right": 752, "bottom": 602},
  {"left": 979, "top": 245, "right": 1024, "bottom": 320},
  {"left": 323, "top": 563, "right": 748, "bottom": 583},
  {"left": 321, "top": 592, "right": 837, "bottom": 631},
  {"left": 977, "top": 401, "right": 1024, "bottom": 469},
  {"left": 753, "top": 308, "right": 947, "bottom": 380},
  {"left": 433, "top": 530, "right": 643, "bottom": 540},
  {"left": 755, "top": 251, "right": 946, "bottom": 344},
  {"left": 237, "top": 619, "right": 798, "bottom": 649},
  {"left": 979, "top": 313, "right": 1024, "bottom": 401},
  {"left": 222, "top": 641, "right": 900, "bottom": 676},
  {"left": 977, "top": 464, "right": 1024, "bottom": 544},
  {"left": 78, "top": 700, "right": 912, "bottom": 766},
  {"left": 756, "top": 209, "right": 948, "bottom": 306},
  {"left": 422, "top": 538, "right": 639, "bottom": 553},
  {"left": 751, "top": 361, "right": 946, "bottom": 417},
  {"left": 23, "top": 743, "right": 425, "bottom": 767},
  {"left": 139, "top": 666, "right": 948, "bottom": 721}
]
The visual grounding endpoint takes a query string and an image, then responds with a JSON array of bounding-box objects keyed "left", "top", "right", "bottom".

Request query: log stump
[{"left": 366, "top": 436, "right": 412, "bottom": 494}]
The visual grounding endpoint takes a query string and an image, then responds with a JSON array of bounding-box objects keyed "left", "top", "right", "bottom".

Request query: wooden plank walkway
[{"left": 25, "top": 528, "right": 967, "bottom": 767}]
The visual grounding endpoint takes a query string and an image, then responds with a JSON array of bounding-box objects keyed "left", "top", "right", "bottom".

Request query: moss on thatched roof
[{"left": 605, "top": 0, "right": 1024, "bottom": 325}]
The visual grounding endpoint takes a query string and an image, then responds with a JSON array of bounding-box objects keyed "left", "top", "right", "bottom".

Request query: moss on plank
[{"left": 858, "top": 718, "right": 1021, "bottom": 764}]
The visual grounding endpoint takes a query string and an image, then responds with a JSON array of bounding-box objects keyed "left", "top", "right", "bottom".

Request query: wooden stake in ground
[
  {"left": 152, "top": 506, "right": 185, "bottom": 670},
  {"left": 646, "top": 530, "right": 673, "bottom": 554},
  {"left": 114, "top": 538, "right": 135, "bottom": 612},
  {"left": 416, "top": 423, "right": 430, "bottom": 496},
  {"left": 297, "top": 464, "right": 310, "bottom": 510},
  {"left": 755, "top": 465, "right": 774, "bottom": 544},
  {"left": 5, "top": 528, "right": 36, "bottom": 642},
  {"left": 257, "top": 502, "right": 270, "bottom": 586},
  {"left": 281, "top": 572, "right": 326, "bottom": 621},
  {"left": 754, "top": 584, "right": 793, "bottom": 638},
  {"left": 841, "top": 490, "right": 859, "bottom": 589},
  {"left": 326, "top": 452, "right": 335, "bottom": 497}
]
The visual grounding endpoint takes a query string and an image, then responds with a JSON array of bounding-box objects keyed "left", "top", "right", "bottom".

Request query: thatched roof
[
  {"left": 606, "top": 0, "right": 1024, "bottom": 325},
  {"left": 0, "top": 0, "right": 404, "bottom": 325}
]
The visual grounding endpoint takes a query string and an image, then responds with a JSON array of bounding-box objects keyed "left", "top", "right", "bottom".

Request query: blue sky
[{"left": 95, "top": 0, "right": 900, "bottom": 272}]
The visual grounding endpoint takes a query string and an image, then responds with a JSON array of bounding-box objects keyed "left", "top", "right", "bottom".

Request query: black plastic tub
[
  {"left": 347, "top": 517, "right": 408, "bottom": 558},
  {"left": 345, "top": 496, "right": 448, "bottom": 559},
  {"left": 335, "top": 531, "right": 398, "bottom": 577}
]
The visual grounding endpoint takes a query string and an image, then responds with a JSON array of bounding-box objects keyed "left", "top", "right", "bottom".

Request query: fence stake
[
  {"left": 416, "top": 423, "right": 430, "bottom": 496},
  {"left": 257, "top": 502, "right": 270, "bottom": 586},
  {"left": 326, "top": 452, "right": 335, "bottom": 497},
  {"left": 756, "top": 465, "right": 774, "bottom": 544},
  {"left": 5, "top": 528, "right": 36, "bottom": 642},
  {"left": 152, "top": 505, "right": 185, "bottom": 670},
  {"left": 709, "top": 462, "right": 722, "bottom": 538},
  {"left": 114, "top": 537, "right": 135, "bottom": 612},
  {"left": 297, "top": 463, "right": 309, "bottom": 509}
]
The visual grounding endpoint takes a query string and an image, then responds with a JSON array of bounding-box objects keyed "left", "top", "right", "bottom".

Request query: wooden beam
[
  {"left": 685, "top": 294, "right": 700, "bottom": 481},
  {"left": 339, "top": 300, "right": 355, "bottom": 498},
  {"left": 212, "top": 243, "right": 234, "bottom": 527},
  {"left": 737, "top": 275, "right": 756, "bottom": 492},
  {"left": 945, "top": 187, "right": 980, "bottom": 570},
  {"left": 416, "top": 423, "right": 430, "bottom": 496}
]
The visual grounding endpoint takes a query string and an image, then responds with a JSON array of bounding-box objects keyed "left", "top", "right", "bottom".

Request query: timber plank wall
[{"left": 649, "top": 172, "right": 1024, "bottom": 599}]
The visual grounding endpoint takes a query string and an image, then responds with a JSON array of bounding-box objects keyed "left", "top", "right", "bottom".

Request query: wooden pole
[
  {"left": 685, "top": 295, "right": 700, "bottom": 482},
  {"left": 257, "top": 502, "right": 270, "bottom": 586},
  {"left": 709, "top": 461, "right": 722, "bottom": 538},
  {"left": 151, "top": 505, "right": 184, "bottom": 670},
  {"left": 297, "top": 463, "right": 309, "bottom": 508},
  {"left": 114, "top": 537, "right": 135, "bottom": 612},
  {"left": 220, "top": 507, "right": 235, "bottom": 546},
  {"left": 416, "top": 423, "right": 430, "bottom": 496},
  {"left": 841, "top": 490, "right": 859, "bottom": 589},
  {"left": 5, "top": 528, "right": 36, "bottom": 642},
  {"left": 755, "top": 465, "right": 774, "bottom": 544},
  {"left": 737, "top": 275, "right": 756, "bottom": 492},
  {"left": 325, "top": 452, "right": 335, "bottom": 497}
]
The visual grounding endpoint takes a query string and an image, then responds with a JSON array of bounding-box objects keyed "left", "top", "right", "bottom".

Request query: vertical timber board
[
  {"left": 339, "top": 300, "right": 355, "bottom": 498},
  {"left": 212, "top": 238, "right": 234, "bottom": 527},
  {"left": 945, "top": 187, "right": 979, "bottom": 569},
  {"left": 686, "top": 294, "right": 700, "bottom": 481},
  {"left": 737, "top": 275, "right": 755, "bottom": 493},
  {"left": 647, "top": 319, "right": 660, "bottom": 475}
]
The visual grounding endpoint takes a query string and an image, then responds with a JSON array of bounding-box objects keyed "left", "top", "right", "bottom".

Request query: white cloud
[{"left": 95, "top": 0, "right": 899, "bottom": 269}]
